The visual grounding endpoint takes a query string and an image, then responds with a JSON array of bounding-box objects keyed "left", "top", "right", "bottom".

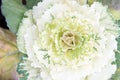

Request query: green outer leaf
[
  {"left": 17, "top": 54, "right": 28, "bottom": 80},
  {"left": 26, "top": 0, "right": 42, "bottom": 9},
  {"left": 96, "top": 0, "right": 112, "bottom": 5},
  {"left": 115, "top": 20, "right": 120, "bottom": 68},
  {"left": 111, "top": 20, "right": 120, "bottom": 80},
  {"left": 1, "top": 0, "right": 27, "bottom": 34},
  {"left": 111, "top": 68, "right": 120, "bottom": 80},
  {"left": 1, "top": 0, "right": 42, "bottom": 34}
]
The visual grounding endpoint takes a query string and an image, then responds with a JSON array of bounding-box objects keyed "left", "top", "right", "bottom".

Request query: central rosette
[
  {"left": 61, "top": 31, "right": 76, "bottom": 51},
  {"left": 37, "top": 14, "right": 100, "bottom": 65}
]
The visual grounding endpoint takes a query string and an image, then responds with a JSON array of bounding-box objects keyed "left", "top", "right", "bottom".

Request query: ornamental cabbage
[{"left": 17, "top": 0, "right": 119, "bottom": 80}]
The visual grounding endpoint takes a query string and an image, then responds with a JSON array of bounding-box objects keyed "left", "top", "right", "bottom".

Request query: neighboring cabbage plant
[{"left": 17, "top": 0, "right": 119, "bottom": 80}]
